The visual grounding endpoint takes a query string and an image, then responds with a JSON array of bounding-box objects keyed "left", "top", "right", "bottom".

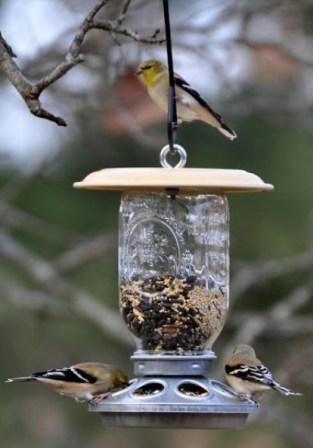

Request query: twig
[
  {"left": 91, "top": 21, "right": 165, "bottom": 44},
  {"left": 0, "top": 32, "right": 16, "bottom": 57},
  {"left": 33, "top": 0, "right": 110, "bottom": 96},
  {"left": 117, "top": 0, "right": 133, "bottom": 25}
]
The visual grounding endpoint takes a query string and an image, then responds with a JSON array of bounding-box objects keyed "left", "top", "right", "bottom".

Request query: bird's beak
[{"left": 136, "top": 69, "right": 143, "bottom": 75}]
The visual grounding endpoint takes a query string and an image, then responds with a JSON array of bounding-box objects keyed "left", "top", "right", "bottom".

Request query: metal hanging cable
[{"left": 162, "top": 0, "right": 178, "bottom": 154}]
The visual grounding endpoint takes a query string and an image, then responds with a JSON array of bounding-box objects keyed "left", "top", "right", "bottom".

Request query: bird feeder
[{"left": 74, "top": 158, "right": 273, "bottom": 429}]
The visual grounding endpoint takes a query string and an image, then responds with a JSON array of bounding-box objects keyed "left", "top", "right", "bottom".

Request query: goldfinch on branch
[
  {"left": 137, "top": 59, "right": 237, "bottom": 140},
  {"left": 5, "top": 362, "right": 129, "bottom": 403},
  {"left": 225, "top": 344, "right": 302, "bottom": 402}
]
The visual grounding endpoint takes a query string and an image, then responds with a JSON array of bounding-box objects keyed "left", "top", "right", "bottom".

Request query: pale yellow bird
[
  {"left": 224, "top": 345, "right": 302, "bottom": 402},
  {"left": 5, "top": 362, "right": 129, "bottom": 403},
  {"left": 137, "top": 59, "right": 237, "bottom": 140}
]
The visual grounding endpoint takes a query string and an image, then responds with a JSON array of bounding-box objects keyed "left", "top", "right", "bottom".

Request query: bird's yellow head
[{"left": 136, "top": 59, "right": 166, "bottom": 88}]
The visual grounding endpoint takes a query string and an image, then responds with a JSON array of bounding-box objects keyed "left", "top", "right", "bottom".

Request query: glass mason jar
[{"left": 119, "top": 192, "right": 229, "bottom": 354}]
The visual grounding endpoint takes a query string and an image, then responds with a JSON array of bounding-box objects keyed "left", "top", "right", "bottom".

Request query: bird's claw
[
  {"left": 89, "top": 392, "right": 110, "bottom": 404},
  {"left": 236, "top": 392, "right": 258, "bottom": 404}
]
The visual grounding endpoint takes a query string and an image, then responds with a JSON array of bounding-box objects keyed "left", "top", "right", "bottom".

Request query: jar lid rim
[{"left": 73, "top": 168, "right": 273, "bottom": 193}]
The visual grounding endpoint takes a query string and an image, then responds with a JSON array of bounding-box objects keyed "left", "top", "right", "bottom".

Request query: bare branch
[
  {"left": 33, "top": 57, "right": 84, "bottom": 96},
  {"left": 0, "top": 32, "right": 67, "bottom": 126},
  {"left": 232, "top": 283, "right": 310, "bottom": 345},
  {"left": 0, "top": 231, "right": 131, "bottom": 345},
  {"left": 92, "top": 21, "right": 164, "bottom": 44},
  {"left": 67, "top": 1, "right": 107, "bottom": 58},
  {"left": 0, "top": 0, "right": 164, "bottom": 126},
  {"left": 230, "top": 312, "right": 313, "bottom": 337},
  {"left": 0, "top": 200, "right": 81, "bottom": 243},
  {"left": 217, "top": 281, "right": 312, "bottom": 371},
  {"left": 0, "top": 31, "right": 16, "bottom": 57},
  {"left": 0, "top": 277, "right": 67, "bottom": 317},
  {"left": 53, "top": 233, "right": 116, "bottom": 275},
  {"left": 33, "top": 0, "right": 111, "bottom": 95},
  {"left": 231, "top": 248, "right": 313, "bottom": 303},
  {"left": 117, "top": 0, "right": 133, "bottom": 25}
]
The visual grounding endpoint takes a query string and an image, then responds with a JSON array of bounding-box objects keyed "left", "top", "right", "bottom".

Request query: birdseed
[{"left": 120, "top": 275, "right": 227, "bottom": 353}]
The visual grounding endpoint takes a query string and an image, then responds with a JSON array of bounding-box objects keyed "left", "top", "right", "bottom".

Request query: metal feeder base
[{"left": 89, "top": 376, "right": 258, "bottom": 428}]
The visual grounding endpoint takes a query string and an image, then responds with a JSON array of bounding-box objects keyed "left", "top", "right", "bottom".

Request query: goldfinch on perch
[
  {"left": 5, "top": 362, "right": 129, "bottom": 403},
  {"left": 224, "top": 344, "right": 302, "bottom": 402},
  {"left": 136, "top": 59, "right": 237, "bottom": 140}
]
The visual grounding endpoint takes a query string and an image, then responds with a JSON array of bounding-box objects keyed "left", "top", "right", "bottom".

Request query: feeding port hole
[
  {"left": 178, "top": 382, "right": 209, "bottom": 398},
  {"left": 132, "top": 382, "right": 165, "bottom": 397}
]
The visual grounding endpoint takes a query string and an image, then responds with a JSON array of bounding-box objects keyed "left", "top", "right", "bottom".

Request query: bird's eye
[{"left": 143, "top": 65, "right": 152, "bottom": 70}]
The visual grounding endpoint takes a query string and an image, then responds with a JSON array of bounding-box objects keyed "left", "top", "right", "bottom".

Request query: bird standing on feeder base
[
  {"left": 137, "top": 59, "right": 237, "bottom": 141},
  {"left": 5, "top": 362, "right": 129, "bottom": 403},
  {"left": 224, "top": 345, "right": 302, "bottom": 402}
]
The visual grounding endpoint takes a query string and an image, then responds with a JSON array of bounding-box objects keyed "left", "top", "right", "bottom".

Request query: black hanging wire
[{"left": 162, "top": 0, "right": 178, "bottom": 154}]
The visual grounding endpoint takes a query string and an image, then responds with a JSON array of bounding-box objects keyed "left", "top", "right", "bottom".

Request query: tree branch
[
  {"left": 231, "top": 248, "right": 313, "bottom": 303},
  {"left": 0, "top": 277, "right": 67, "bottom": 316},
  {"left": 92, "top": 21, "right": 164, "bottom": 44},
  {"left": 117, "top": 0, "right": 133, "bottom": 25},
  {"left": 217, "top": 281, "right": 312, "bottom": 371},
  {"left": 230, "top": 313, "right": 313, "bottom": 337},
  {"left": 232, "top": 283, "right": 310, "bottom": 345},
  {"left": 32, "top": 0, "right": 110, "bottom": 96},
  {"left": 0, "top": 200, "right": 81, "bottom": 243},
  {"left": 0, "top": 31, "right": 16, "bottom": 57},
  {"left": 0, "top": 32, "right": 67, "bottom": 126},
  {"left": 0, "top": 231, "right": 131, "bottom": 345},
  {"left": 53, "top": 233, "right": 116, "bottom": 275},
  {"left": 0, "top": 0, "right": 164, "bottom": 126}
]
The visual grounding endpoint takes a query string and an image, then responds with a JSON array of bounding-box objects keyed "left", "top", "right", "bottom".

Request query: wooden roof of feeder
[{"left": 73, "top": 168, "right": 273, "bottom": 194}]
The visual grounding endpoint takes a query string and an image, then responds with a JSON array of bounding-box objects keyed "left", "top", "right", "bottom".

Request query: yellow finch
[
  {"left": 5, "top": 362, "right": 129, "bottom": 403},
  {"left": 137, "top": 59, "right": 237, "bottom": 140},
  {"left": 224, "top": 345, "right": 301, "bottom": 402}
]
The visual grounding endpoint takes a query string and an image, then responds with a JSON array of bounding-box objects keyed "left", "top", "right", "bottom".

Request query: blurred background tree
[{"left": 0, "top": 1, "right": 312, "bottom": 447}]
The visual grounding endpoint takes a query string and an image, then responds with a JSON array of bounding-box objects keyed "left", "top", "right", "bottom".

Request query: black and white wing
[
  {"left": 32, "top": 367, "right": 97, "bottom": 384},
  {"left": 225, "top": 363, "right": 302, "bottom": 396},
  {"left": 225, "top": 363, "right": 275, "bottom": 387}
]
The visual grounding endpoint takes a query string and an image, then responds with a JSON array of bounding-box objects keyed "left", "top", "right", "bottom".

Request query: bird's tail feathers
[
  {"left": 272, "top": 381, "right": 302, "bottom": 396},
  {"left": 5, "top": 376, "right": 35, "bottom": 383},
  {"left": 218, "top": 122, "right": 237, "bottom": 141}
]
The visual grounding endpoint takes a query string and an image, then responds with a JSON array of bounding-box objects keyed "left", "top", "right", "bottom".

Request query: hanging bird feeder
[
  {"left": 73, "top": 0, "right": 273, "bottom": 429},
  {"left": 74, "top": 163, "right": 272, "bottom": 429}
]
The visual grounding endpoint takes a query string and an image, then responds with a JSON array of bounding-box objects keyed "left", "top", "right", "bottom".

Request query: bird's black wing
[
  {"left": 32, "top": 367, "right": 97, "bottom": 384},
  {"left": 174, "top": 75, "right": 222, "bottom": 121},
  {"left": 225, "top": 363, "right": 274, "bottom": 386}
]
